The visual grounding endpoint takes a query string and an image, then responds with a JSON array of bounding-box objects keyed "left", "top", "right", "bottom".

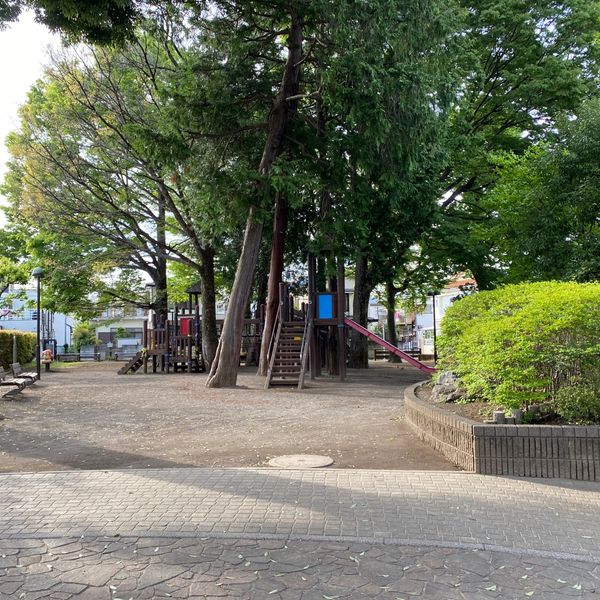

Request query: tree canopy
[{"left": 2, "top": 0, "right": 599, "bottom": 386}]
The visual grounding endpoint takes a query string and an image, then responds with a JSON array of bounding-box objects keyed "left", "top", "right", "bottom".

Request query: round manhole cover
[{"left": 268, "top": 454, "right": 334, "bottom": 469}]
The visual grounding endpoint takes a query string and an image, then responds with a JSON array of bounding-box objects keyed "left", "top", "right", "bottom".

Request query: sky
[{"left": 0, "top": 12, "right": 60, "bottom": 227}]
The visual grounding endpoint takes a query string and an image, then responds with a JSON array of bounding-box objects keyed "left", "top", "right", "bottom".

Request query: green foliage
[
  {"left": 438, "top": 282, "right": 600, "bottom": 413},
  {"left": 0, "top": 330, "right": 36, "bottom": 369},
  {"left": 482, "top": 99, "right": 600, "bottom": 283},
  {"left": 71, "top": 323, "right": 98, "bottom": 350},
  {"left": 0, "top": 0, "right": 137, "bottom": 42},
  {"left": 554, "top": 375, "right": 600, "bottom": 425},
  {"left": 435, "top": 0, "right": 600, "bottom": 289}
]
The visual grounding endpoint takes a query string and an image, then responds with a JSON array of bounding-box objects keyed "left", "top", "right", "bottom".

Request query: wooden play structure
[
  {"left": 120, "top": 258, "right": 435, "bottom": 380},
  {"left": 263, "top": 255, "right": 435, "bottom": 388},
  {"left": 118, "top": 284, "right": 263, "bottom": 376},
  {"left": 118, "top": 303, "right": 204, "bottom": 375}
]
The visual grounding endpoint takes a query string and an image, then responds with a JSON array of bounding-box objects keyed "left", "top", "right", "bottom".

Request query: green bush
[
  {"left": 0, "top": 330, "right": 37, "bottom": 369},
  {"left": 554, "top": 376, "right": 600, "bottom": 424},
  {"left": 438, "top": 282, "right": 600, "bottom": 412}
]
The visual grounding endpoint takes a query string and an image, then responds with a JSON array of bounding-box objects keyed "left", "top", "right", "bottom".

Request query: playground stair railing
[{"left": 297, "top": 314, "right": 313, "bottom": 390}]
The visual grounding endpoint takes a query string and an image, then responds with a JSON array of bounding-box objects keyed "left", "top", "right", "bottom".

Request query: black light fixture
[
  {"left": 145, "top": 282, "right": 156, "bottom": 306},
  {"left": 31, "top": 267, "right": 44, "bottom": 378}
]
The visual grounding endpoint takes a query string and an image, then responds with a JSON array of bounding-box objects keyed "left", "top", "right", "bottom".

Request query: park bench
[
  {"left": 56, "top": 353, "right": 80, "bottom": 362},
  {"left": 11, "top": 363, "right": 38, "bottom": 384},
  {"left": 373, "top": 348, "right": 390, "bottom": 360},
  {"left": 0, "top": 367, "right": 28, "bottom": 394}
]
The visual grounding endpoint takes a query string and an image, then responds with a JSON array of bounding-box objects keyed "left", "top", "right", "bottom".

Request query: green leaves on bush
[
  {"left": 0, "top": 330, "right": 36, "bottom": 369},
  {"left": 554, "top": 376, "right": 600, "bottom": 425},
  {"left": 437, "top": 282, "right": 600, "bottom": 413}
]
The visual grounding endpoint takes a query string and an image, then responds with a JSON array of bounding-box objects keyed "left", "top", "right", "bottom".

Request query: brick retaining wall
[{"left": 404, "top": 382, "right": 600, "bottom": 481}]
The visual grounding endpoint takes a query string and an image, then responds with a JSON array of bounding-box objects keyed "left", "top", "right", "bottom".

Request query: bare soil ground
[
  {"left": 0, "top": 361, "right": 456, "bottom": 472},
  {"left": 416, "top": 383, "right": 496, "bottom": 422}
]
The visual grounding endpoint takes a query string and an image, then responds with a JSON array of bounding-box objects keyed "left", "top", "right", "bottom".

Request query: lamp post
[
  {"left": 146, "top": 282, "right": 156, "bottom": 325},
  {"left": 32, "top": 267, "right": 44, "bottom": 378},
  {"left": 428, "top": 290, "right": 440, "bottom": 363}
]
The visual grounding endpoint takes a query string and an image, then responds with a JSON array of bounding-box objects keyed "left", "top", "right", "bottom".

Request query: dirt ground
[
  {"left": 0, "top": 361, "right": 456, "bottom": 472},
  {"left": 416, "top": 384, "right": 496, "bottom": 422}
]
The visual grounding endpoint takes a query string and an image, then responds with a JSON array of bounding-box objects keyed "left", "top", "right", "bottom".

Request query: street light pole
[
  {"left": 428, "top": 290, "right": 440, "bottom": 364},
  {"left": 32, "top": 267, "right": 44, "bottom": 378}
]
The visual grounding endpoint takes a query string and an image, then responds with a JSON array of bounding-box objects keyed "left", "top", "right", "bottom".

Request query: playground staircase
[
  {"left": 265, "top": 321, "right": 306, "bottom": 387},
  {"left": 117, "top": 351, "right": 144, "bottom": 375}
]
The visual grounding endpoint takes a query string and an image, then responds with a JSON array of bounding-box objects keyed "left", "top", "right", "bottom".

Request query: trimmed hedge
[
  {"left": 0, "top": 330, "right": 37, "bottom": 370},
  {"left": 438, "top": 282, "right": 600, "bottom": 418}
]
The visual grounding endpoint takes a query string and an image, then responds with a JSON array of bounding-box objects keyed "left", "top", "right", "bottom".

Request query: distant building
[
  {"left": 346, "top": 274, "right": 476, "bottom": 355},
  {"left": 93, "top": 305, "right": 148, "bottom": 359},
  {"left": 0, "top": 285, "right": 75, "bottom": 352},
  {"left": 92, "top": 300, "right": 228, "bottom": 359}
]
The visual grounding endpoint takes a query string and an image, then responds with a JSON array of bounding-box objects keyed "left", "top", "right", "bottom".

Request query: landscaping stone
[{"left": 431, "top": 370, "right": 465, "bottom": 403}]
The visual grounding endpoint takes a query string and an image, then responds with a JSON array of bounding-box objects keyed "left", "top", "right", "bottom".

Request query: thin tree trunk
[
  {"left": 385, "top": 279, "right": 401, "bottom": 363},
  {"left": 348, "top": 256, "right": 372, "bottom": 369},
  {"left": 206, "top": 10, "right": 304, "bottom": 387},
  {"left": 254, "top": 243, "right": 269, "bottom": 318},
  {"left": 258, "top": 192, "right": 288, "bottom": 375},
  {"left": 199, "top": 247, "right": 218, "bottom": 369},
  {"left": 154, "top": 195, "right": 169, "bottom": 320}
]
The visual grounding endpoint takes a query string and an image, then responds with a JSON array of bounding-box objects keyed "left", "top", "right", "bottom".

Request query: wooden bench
[
  {"left": 373, "top": 348, "right": 390, "bottom": 360},
  {"left": 11, "top": 363, "right": 38, "bottom": 384},
  {"left": 56, "top": 353, "right": 80, "bottom": 362},
  {"left": 0, "top": 367, "right": 28, "bottom": 395}
]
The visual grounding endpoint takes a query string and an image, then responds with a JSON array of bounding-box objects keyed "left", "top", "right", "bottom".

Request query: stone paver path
[
  {"left": 2, "top": 468, "right": 600, "bottom": 598},
  {"left": 2, "top": 468, "right": 600, "bottom": 561},
  {"left": 2, "top": 536, "right": 599, "bottom": 600}
]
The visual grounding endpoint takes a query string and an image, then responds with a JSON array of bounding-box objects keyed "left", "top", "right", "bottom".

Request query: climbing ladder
[
  {"left": 117, "top": 351, "right": 145, "bottom": 375},
  {"left": 265, "top": 321, "right": 305, "bottom": 387}
]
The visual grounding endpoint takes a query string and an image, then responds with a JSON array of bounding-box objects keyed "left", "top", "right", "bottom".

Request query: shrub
[
  {"left": 437, "top": 281, "right": 600, "bottom": 412},
  {"left": 554, "top": 376, "right": 600, "bottom": 424},
  {"left": 0, "top": 330, "right": 37, "bottom": 369}
]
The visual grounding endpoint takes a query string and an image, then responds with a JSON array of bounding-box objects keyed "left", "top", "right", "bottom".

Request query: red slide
[{"left": 344, "top": 317, "right": 436, "bottom": 374}]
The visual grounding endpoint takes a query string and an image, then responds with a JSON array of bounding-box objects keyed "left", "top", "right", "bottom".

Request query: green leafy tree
[
  {"left": 2, "top": 26, "right": 244, "bottom": 365},
  {"left": 436, "top": 0, "right": 600, "bottom": 288},
  {"left": 71, "top": 322, "right": 98, "bottom": 350},
  {"left": 482, "top": 99, "right": 600, "bottom": 282},
  {"left": 0, "top": 0, "right": 136, "bottom": 42}
]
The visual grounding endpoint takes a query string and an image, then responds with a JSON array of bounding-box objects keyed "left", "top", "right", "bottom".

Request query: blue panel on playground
[{"left": 317, "top": 294, "right": 334, "bottom": 319}]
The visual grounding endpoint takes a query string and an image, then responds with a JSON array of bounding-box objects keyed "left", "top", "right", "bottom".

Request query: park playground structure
[{"left": 118, "top": 257, "right": 435, "bottom": 383}]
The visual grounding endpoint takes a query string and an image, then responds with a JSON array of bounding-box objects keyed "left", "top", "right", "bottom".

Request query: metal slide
[{"left": 344, "top": 317, "right": 436, "bottom": 374}]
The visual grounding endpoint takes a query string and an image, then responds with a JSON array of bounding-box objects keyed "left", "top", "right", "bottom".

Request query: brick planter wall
[{"left": 404, "top": 382, "right": 600, "bottom": 481}]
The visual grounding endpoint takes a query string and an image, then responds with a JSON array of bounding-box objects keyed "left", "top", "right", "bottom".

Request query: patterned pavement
[{"left": 1, "top": 468, "right": 600, "bottom": 598}]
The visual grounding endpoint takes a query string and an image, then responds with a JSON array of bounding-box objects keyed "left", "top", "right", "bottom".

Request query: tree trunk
[
  {"left": 385, "top": 279, "right": 401, "bottom": 363},
  {"left": 254, "top": 243, "right": 269, "bottom": 318},
  {"left": 154, "top": 195, "right": 169, "bottom": 320},
  {"left": 199, "top": 247, "right": 218, "bottom": 369},
  {"left": 258, "top": 192, "right": 288, "bottom": 375},
  {"left": 348, "top": 256, "right": 372, "bottom": 369},
  {"left": 206, "top": 10, "right": 304, "bottom": 387}
]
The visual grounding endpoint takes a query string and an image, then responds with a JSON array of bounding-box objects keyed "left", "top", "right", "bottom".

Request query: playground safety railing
[
  {"left": 265, "top": 303, "right": 281, "bottom": 368},
  {"left": 298, "top": 311, "right": 312, "bottom": 389}
]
